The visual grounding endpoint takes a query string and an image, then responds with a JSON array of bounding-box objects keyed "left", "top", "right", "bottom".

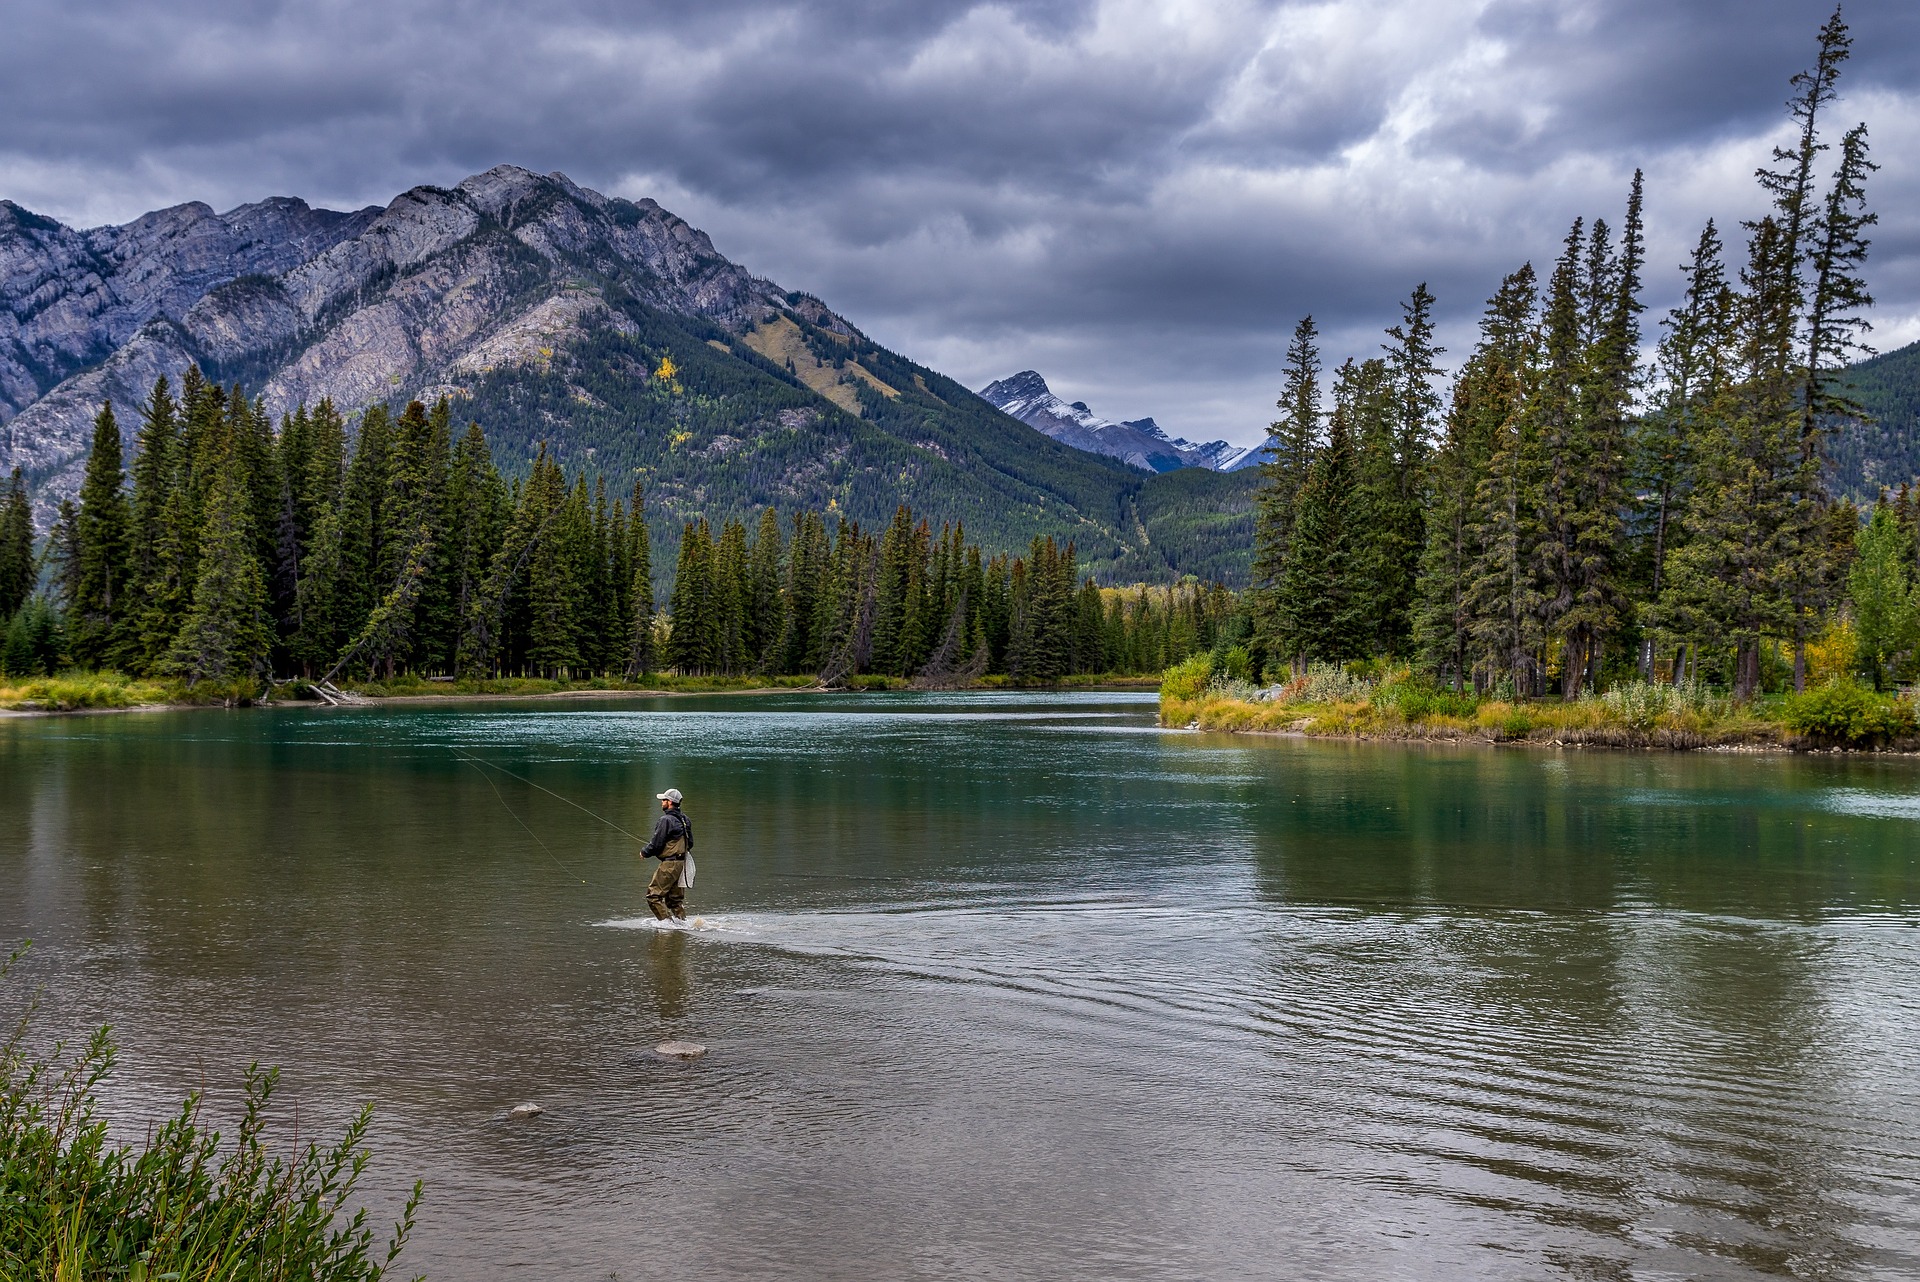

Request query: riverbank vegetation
[
  {"left": 1161, "top": 652, "right": 1918, "bottom": 750},
  {"left": 1, "top": 945, "right": 421, "bottom": 1280},
  {"left": 1178, "top": 10, "right": 1917, "bottom": 746}
]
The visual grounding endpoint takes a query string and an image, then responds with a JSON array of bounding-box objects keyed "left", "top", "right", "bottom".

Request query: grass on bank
[
  {"left": 1, "top": 667, "right": 1165, "bottom": 711},
  {"left": 1, "top": 943, "right": 421, "bottom": 1281},
  {"left": 1159, "top": 654, "right": 1920, "bottom": 750}
]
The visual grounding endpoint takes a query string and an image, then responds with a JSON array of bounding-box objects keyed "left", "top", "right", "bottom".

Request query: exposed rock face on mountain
[
  {"left": 0, "top": 166, "right": 1259, "bottom": 583},
  {"left": 1, "top": 167, "right": 841, "bottom": 512},
  {"left": 978, "top": 370, "right": 1254, "bottom": 473}
]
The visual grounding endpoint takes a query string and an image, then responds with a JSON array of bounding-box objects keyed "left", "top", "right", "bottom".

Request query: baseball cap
[{"left": 656, "top": 788, "right": 683, "bottom": 803}]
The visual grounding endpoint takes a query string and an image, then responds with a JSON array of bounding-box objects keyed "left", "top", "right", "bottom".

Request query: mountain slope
[
  {"left": 979, "top": 370, "right": 1252, "bottom": 472},
  {"left": 0, "top": 167, "right": 1253, "bottom": 583},
  {"left": 1837, "top": 339, "right": 1920, "bottom": 497}
]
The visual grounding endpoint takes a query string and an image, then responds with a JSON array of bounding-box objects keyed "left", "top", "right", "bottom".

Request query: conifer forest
[
  {"left": 0, "top": 369, "right": 1230, "bottom": 686},
  {"left": 1245, "top": 10, "right": 1917, "bottom": 700}
]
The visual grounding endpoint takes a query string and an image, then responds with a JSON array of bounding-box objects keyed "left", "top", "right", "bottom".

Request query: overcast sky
[{"left": 3, "top": 0, "right": 1916, "bottom": 446}]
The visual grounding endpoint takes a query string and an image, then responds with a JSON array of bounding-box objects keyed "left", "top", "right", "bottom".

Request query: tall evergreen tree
[
  {"left": 1413, "top": 268, "right": 1535, "bottom": 687},
  {"left": 68, "top": 403, "right": 131, "bottom": 667},
  {"left": 625, "top": 480, "right": 657, "bottom": 675},
  {"left": 1250, "top": 315, "right": 1321, "bottom": 668},
  {"left": 1276, "top": 361, "right": 1368, "bottom": 662},
  {"left": 666, "top": 520, "right": 716, "bottom": 675},
  {"left": 0, "top": 469, "right": 33, "bottom": 623},
  {"left": 164, "top": 418, "right": 272, "bottom": 684}
]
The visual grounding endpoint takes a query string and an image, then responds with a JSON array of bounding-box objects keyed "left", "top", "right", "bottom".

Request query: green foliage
[
  {"left": 1837, "top": 339, "right": 1920, "bottom": 496},
  {"left": 2, "top": 598, "right": 66, "bottom": 678},
  {"left": 1596, "top": 679, "right": 1730, "bottom": 730},
  {"left": 1159, "top": 652, "right": 1213, "bottom": 702},
  {"left": 0, "top": 944, "right": 422, "bottom": 1281},
  {"left": 1781, "top": 681, "right": 1918, "bottom": 746},
  {"left": 1847, "top": 502, "right": 1919, "bottom": 687}
]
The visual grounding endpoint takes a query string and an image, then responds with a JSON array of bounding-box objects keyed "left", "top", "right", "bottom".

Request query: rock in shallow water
[
  {"left": 509, "top": 1102, "right": 545, "bottom": 1118},
  {"left": 656, "top": 1041, "right": 707, "bottom": 1059}
]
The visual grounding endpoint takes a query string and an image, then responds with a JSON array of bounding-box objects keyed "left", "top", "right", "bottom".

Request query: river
[{"left": 3, "top": 691, "right": 1918, "bottom": 1279}]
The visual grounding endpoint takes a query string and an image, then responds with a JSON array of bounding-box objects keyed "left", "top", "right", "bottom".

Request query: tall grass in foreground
[{"left": 2, "top": 945, "right": 422, "bottom": 1281}]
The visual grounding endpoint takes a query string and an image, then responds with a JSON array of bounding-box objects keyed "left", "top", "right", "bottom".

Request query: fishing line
[
  {"left": 452, "top": 750, "right": 590, "bottom": 884},
  {"left": 453, "top": 749, "right": 647, "bottom": 842}
]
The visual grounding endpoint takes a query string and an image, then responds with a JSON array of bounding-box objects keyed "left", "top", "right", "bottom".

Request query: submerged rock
[
  {"left": 509, "top": 1102, "right": 545, "bottom": 1118},
  {"left": 656, "top": 1040, "right": 707, "bottom": 1060}
]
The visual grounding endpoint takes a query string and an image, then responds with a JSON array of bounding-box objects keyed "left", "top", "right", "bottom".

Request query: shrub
[
  {"left": 1160, "top": 653, "right": 1214, "bottom": 702},
  {"left": 1596, "top": 679, "right": 1729, "bottom": 730},
  {"left": 1288, "top": 662, "right": 1374, "bottom": 705},
  {"left": 1782, "top": 681, "right": 1919, "bottom": 747},
  {"left": 2, "top": 943, "right": 422, "bottom": 1281}
]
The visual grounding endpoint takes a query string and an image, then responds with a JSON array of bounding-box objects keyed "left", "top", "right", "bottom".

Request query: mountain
[
  {"left": 1837, "top": 339, "right": 1920, "bottom": 498},
  {"left": 978, "top": 370, "right": 1256, "bottom": 473},
  {"left": 0, "top": 166, "right": 1253, "bottom": 583}
]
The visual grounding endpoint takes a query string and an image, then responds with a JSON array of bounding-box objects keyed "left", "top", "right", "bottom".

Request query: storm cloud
[{"left": 3, "top": 0, "right": 1916, "bottom": 444}]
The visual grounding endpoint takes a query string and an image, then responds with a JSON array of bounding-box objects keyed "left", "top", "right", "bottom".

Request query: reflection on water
[{"left": 3, "top": 692, "right": 1919, "bottom": 1280}]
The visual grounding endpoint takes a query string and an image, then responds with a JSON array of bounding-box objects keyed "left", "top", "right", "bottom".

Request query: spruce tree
[
  {"left": 625, "top": 480, "right": 657, "bottom": 675},
  {"left": 1275, "top": 361, "right": 1367, "bottom": 662},
  {"left": 1250, "top": 316, "right": 1321, "bottom": 669},
  {"left": 746, "top": 508, "right": 785, "bottom": 671},
  {"left": 666, "top": 520, "right": 716, "bottom": 675},
  {"left": 68, "top": 403, "right": 131, "bottom": 667},
  {"left": 0, "top": 469, "right": 36, "bottom": 625},
  {"left": 165, "top": 419, "right": 272, "bottom": 684},
  {"left": 1412, "top": 269, "right": 1534, "bottom": 687},
  {"left": 1635, "top": 223, "right": 1732, "bottom": 680}
]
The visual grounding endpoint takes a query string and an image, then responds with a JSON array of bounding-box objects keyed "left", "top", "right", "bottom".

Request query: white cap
[{"left": 656, "top": 788, "right": 683, "bottom": 803}]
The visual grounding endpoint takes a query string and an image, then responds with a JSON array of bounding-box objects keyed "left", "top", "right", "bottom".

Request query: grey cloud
[{"left": 2, "top": 0, "right": 1915, "bottom": 443}]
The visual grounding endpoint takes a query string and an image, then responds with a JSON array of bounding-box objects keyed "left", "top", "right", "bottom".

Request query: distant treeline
[
  {"left": 1245, "top": 10, "right": 1918, "bottom": 698},
  {"left": 0, "top": 369, "right": 1234, "bottom": 684}
]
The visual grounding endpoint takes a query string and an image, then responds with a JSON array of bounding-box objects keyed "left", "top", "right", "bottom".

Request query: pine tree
[
  {"left": 746, "top": 507, "right": 785, "bottom": 671},
  {"left": 1276, "top": 361, "right": 1368, "bottom": 662},
  {"left": 779, "top": 510, "right": 828, "bottom": 673},
  {"left": 1412, "top": 268, "right": 1535, "bottom": 687},
  {"left": 872, "top": 504, "right": 918, "bottom": 675},
  {"left": 1346, "top": 356, "right": 1407, "bottom": 654},
  {"left": 711, "top": 518, "right": 750, "bottom": 673},
  {"left": 164, "top": 419, "right": 272, "bottom": 684},
  {"left": 336, "top": 405, "right": 393, "bottom": 654},
  {"left": 666, "top": 520, "right": 716, "bottom": 675},
  {"left": 1251, "top": 316, "right": 1321, "bottom": 668},
  {"left": 524, "top": 467, "right": 585, "bottom": 676},
  {"left": 625, "top": 480, "right": 657, "bottom": 675},
  {"left": 1369, "top": 284, "right": 1445, "bottom": 654},
  {"left": 68, "top": 403, "right": 132, "bottom": 667},
  {"left": 0, "top": 468, "right": 37, "bottom": 625}
]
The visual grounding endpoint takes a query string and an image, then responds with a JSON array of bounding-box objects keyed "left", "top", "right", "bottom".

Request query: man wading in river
[{"left": 640, "top": 788, "right": 694, "bottom": 921}]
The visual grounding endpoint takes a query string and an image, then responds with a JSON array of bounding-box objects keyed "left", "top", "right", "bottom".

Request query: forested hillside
[
  {"left": 455, "top": 295, "right": 1253, "bottom": 584},
  {"left": 1836, "top": 338, "right": 1920, "bottom": 497}
]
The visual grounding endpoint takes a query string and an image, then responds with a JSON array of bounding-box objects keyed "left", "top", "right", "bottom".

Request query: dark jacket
[{"left": 641, "top": 807, "right": 693, "bottom": 860}]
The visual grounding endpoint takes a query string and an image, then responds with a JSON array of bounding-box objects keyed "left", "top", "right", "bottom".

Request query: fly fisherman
[{"left": 640, "top": 788, "right": 694, "bottom": 921}]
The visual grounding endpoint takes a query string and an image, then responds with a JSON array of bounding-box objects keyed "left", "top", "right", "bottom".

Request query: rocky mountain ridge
[
  {"left": 0, "top": 166, "right": 855, "bottom": 518},
  {"left": 0, "top": 166, "right": 1259, "bottom": 583},
  {"left": 978, "top": 370, "right": 1259, "bottom": 473}
]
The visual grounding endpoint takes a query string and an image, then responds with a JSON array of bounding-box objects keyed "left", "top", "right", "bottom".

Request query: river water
[{"left": 3, "top": 691, "right": 1919, "bottom": 1279}]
